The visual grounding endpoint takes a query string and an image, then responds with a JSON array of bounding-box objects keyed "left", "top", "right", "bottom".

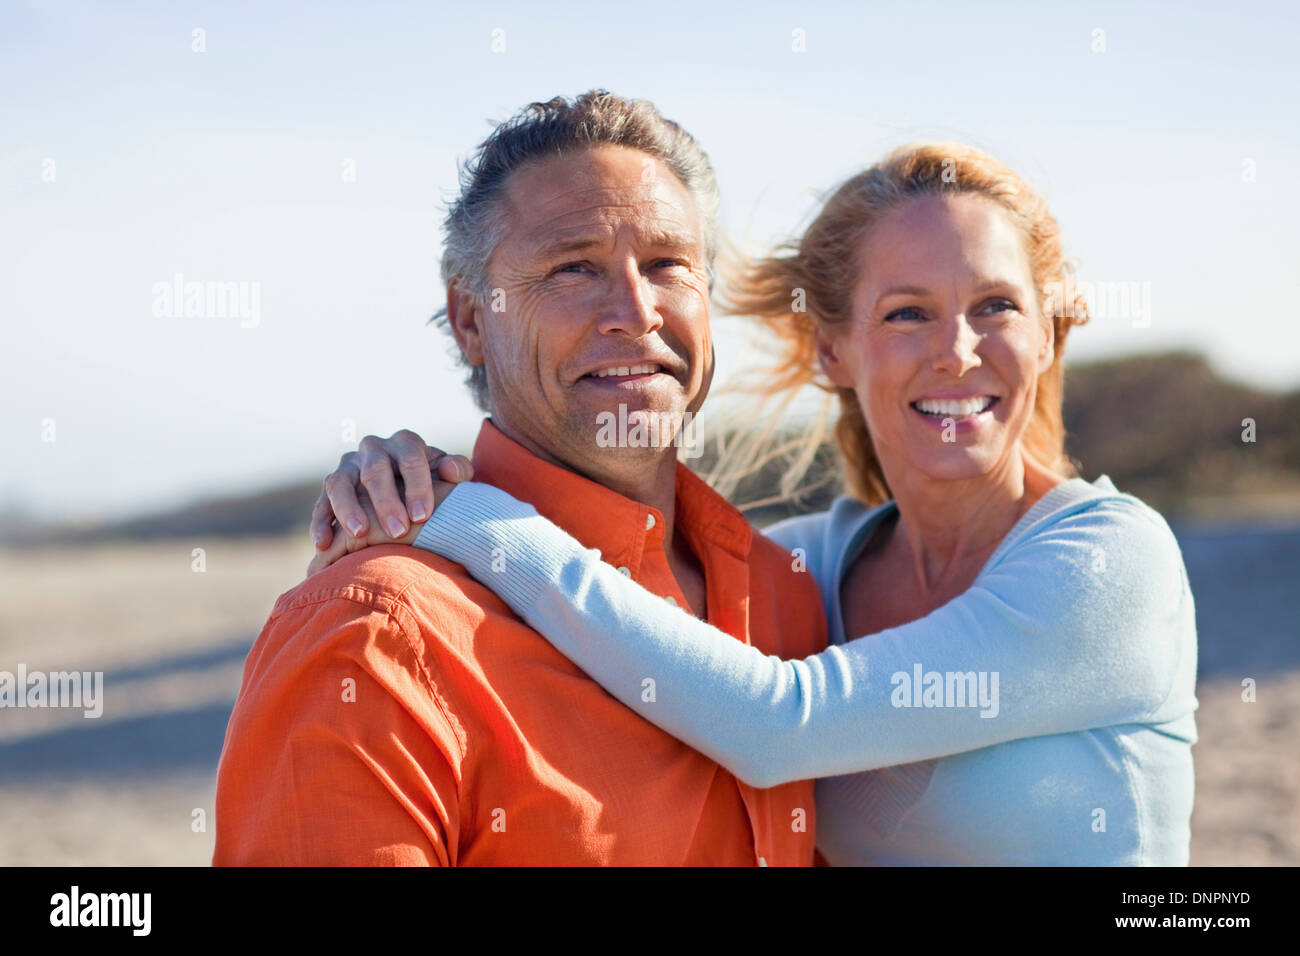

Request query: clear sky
[{"left": 3, "top": 0, "right": 1298, "bottom": 522}]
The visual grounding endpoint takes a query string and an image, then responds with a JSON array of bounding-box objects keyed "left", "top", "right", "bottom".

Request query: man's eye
[
  {"left": 554, "top": 262, "right": 591, "bottom": 275},
  {"left": 885, "top": 307, "right": 923, "bottom": 322}
]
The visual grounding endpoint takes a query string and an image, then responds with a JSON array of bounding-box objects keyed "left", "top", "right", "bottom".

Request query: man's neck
[
  {"left": 486, "top": 415, "right": 683, "bottom": 550},
  {"left": 482, "top": 414, "right": 709, "bottom": 618}
]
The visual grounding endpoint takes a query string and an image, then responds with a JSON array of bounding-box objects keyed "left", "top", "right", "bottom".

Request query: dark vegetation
[{"left": 9, "top": 352, "right": 1297, "bottom": 546}]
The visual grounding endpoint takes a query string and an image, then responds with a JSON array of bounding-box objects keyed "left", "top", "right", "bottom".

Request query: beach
[{"left": 1, "top": 525, "right": 1295, "bottom": 865}]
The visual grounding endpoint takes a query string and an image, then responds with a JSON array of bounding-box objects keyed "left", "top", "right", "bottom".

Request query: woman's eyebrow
[
  {"left": 971, "top": 277, "right": 1022, "bottom": 293},
  {"left": 877, "top": 284, "right": 931, "bottom": 299},
  {"left": 876, "top": 278, "right": 1022, "bottom": 299}
]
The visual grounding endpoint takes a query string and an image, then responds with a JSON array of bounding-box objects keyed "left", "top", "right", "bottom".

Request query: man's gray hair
[{"left": 431, "top": 89, "right": 721, "bottom": 411}]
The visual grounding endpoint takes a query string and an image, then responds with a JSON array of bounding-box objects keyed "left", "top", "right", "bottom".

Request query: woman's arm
[{"left": 417, "top": 482, "right": 1194, "bottom": 788}]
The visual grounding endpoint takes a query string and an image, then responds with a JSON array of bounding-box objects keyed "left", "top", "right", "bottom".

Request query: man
[{"left": 212, "top": 91, "right": 827, "bottom": 865}]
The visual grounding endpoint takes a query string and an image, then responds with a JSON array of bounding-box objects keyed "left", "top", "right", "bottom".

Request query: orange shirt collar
[{"left": 469, "top": 418, "right": 751, "bottom": 574}]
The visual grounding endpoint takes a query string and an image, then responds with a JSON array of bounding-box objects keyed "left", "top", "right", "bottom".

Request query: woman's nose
[{"left": 930, "top": 313, "right": 982, "bottom": 377}]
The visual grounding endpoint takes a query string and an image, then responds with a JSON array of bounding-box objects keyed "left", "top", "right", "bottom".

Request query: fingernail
[
  {"left": 458, "top": 460, "right": 471, "bottom": 480},
  {"left": 386, "top": 517, "right": 406, "bottom": 538},
  {"left": 312, "top": 531, "right": 323, "bottom": 547},
  {"left": 410, "top": 503, "right": 429, "bottom": 522},
  {"left": 346, "top": 518, "right": 365, "bottom": 537}
]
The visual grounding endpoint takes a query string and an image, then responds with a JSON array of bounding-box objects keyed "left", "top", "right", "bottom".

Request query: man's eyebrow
[
  {"left": 642, "top": 228, "right": 702, "bottom": 250},
  {"left": 531, "top": 229, "right": 701, "bottom": 260},
  {"left": 527, "top": 232, "right": 603, "bottom": 256},
  {"left": 530, "top": 234, "right": 604, "bottom": 258}
]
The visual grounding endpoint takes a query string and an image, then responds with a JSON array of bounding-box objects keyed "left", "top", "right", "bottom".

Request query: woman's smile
[{"left": 908, "top": 394, "right": 1001, "bottom": 433}]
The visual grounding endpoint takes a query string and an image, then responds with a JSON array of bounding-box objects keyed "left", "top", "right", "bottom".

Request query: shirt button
[
  {"left": 617, "top": 566, "right": 631, "bottom": 577},
  {"left": 665, "top": 596, "right": 678, "bottom": 607},
  {"left": 645, "top": 512, "right": 656, "bottom": 531},
  {"left": 758, "top": 856, "right": 768, "bottom": 867}
]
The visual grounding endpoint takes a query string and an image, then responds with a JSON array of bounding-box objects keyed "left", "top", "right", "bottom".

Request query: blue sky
[{"left": 3, "top": 0, "right": 1298, "bottom": 521}]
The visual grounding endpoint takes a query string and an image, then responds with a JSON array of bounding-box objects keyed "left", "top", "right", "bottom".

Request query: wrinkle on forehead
[
  {"left": 511, "top": 183, "right": 701, "bottom": 249},
  {"left": 525, "top": 178, "right": 682, "bottom": 215}
]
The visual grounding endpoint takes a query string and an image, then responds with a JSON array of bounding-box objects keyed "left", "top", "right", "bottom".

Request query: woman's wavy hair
[{"left": 707, "top": 142, "right": 1090, "bottom": 508}]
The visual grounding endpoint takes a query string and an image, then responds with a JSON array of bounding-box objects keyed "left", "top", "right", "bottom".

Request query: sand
[{"left": 0, "top": 533, "right": 1294, "bottom": 866}]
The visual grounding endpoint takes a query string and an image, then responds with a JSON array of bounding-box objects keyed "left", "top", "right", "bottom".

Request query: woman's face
[{"left": 818, "top": 193, "right": 1053, "bottom": 487}]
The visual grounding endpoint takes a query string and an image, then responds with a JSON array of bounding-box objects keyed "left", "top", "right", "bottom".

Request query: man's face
[{"left": 468, "top": 144, "right": 713, "bottom": 478}]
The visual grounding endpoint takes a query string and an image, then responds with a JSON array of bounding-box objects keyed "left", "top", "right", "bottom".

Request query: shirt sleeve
[
  {"left": 415, "top": 481, "right": 1192, "bottom": 789},
  {"left": 213, "top": 593, "right": 464, "bottom": 865}
]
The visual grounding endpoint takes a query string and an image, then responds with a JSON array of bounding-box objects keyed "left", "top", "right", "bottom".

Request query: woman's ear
[
  {"left": 815, "top": 326, "right": 855, "bottom": 389},
  {"left": 1036, "top": 314, "right": 1055, "bottom": 375}
]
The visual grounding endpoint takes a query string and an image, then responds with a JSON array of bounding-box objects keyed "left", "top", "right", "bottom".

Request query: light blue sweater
[{"left": 414, "top": 475, "right": 1198, "bottom": 865}]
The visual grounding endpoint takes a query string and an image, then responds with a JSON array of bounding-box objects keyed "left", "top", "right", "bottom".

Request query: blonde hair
[{"left": 706, "top": 142, "right": 1090, "bottom": 508}]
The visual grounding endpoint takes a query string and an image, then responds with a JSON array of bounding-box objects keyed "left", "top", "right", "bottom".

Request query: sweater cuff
[{"left": 413, "top": 481, "right": 592, "bottom": 618}]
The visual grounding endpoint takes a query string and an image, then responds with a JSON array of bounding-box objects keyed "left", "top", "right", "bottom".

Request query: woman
[{"left": 310, "top": 143, "right": 1198, "bottom": 865}]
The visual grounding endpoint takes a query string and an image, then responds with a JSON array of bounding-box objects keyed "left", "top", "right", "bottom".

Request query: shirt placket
[{"left": 693, "top": 533, "right": 773, "bottom": 866}]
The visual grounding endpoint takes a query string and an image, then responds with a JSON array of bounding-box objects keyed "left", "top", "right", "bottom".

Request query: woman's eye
[
  {"left": 986, "top": 298, "right": 1017, "bottom": 314},
  {"left": 651, "top": 258, "right": 686, "bottom": 270},
  {"left": 885, "top": 307, "right": 923, "bottom": 322}
]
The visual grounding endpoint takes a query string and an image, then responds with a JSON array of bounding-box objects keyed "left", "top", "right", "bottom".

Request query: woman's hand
[{"left": 306, "top": 429, "right": 473, "bottom": 575}]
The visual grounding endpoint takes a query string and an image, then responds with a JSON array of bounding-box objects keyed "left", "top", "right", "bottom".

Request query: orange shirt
[{"left": 213, "top": 419, "right": 827, "bottom": 865}]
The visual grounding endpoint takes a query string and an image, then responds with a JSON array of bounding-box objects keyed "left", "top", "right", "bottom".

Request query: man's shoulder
[
  {"left": 245, "top": 545, "right": 504, "bottom": 752},
  {"left": 744, "top": 517, "right": 831, "bottom": 655},
  {"left": 257, "top": 545, "right": 514, "bottom": 680},
  {"left": 271, "top": 544, "right": 484, "bottom": 623},
  {"left": 224, "top": 546, "right": 477, "bottom": 813},
  {"left": 747, "top": 522, "right": 813, "bottom": 571}
]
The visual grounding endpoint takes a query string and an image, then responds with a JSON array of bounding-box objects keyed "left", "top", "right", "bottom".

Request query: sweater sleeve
[{"left": 414, "top": 481, "right": 1193, "bottom": 788}]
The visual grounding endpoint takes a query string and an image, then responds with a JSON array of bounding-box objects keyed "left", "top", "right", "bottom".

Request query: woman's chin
[{"left": 899, "top": 445, "right": 1003, "bottom": 484}]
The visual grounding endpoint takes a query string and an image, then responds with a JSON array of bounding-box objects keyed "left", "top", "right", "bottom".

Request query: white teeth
[
  {"left": 593, "top": 363, "right": 659, "bottom": 378},
  {"left": 913, "top": 396, "right": 995, "bottom": 417}
]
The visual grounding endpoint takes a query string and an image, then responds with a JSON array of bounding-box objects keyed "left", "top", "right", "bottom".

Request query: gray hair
[{"left": 430, "top": 89, "right": 721, "bottom": 410}]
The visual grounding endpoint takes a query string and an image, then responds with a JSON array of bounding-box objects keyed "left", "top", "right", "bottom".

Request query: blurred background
[{"left": 1, "top": 0, "right": 1296, "bottom": 865}]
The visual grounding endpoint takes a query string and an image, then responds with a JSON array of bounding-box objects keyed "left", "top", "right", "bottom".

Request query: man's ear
[
  {"left": 446, "top": 280, "right": 486, "bottom": 368},
  {"left": 688, "top": 341, "right": 716, "bottom": 416},
  {"left": 815, "top": 325, "right": 855, "bottom": 389}
]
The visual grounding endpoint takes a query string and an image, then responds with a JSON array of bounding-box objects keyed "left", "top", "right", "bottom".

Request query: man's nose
[
  {"left": 595, "top": 259, "right": 663, "bottom": 336},
  {"left": 930, "top": 312, "right": 982, "bottom": 377}
]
